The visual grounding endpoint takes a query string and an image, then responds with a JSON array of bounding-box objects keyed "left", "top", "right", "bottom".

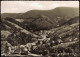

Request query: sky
[{"left": 1, "top": 1, "right": 79, "bottom": 13}]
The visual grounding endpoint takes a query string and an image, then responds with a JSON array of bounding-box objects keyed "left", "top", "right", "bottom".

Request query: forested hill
[{"left": 1, "top": 7, "right": 79, "bottom": 19}]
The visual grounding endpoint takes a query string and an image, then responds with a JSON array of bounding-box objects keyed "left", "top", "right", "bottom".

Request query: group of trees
[{"left": 7, "top": 31, "right": 33, "bottom": 46}]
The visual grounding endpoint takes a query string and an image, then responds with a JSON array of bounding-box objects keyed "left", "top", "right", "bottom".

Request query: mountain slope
[
  {"left": 1, "top": 13, "right": 23, "bottom": 19},
  {"left": 18, "top": 7, "right": 79, "bottom": 19},
  {"left": 1, "top": 18, "right": 42, "bottom": 45},
  {"left": 1, "top": 7, "right": 79, "bottom": 30},
  {"left": 29, "top": 15, "right": 56, "bottom": 31},
  {"left": 1, "top": 7, "right": 79, "bottom": 19}
]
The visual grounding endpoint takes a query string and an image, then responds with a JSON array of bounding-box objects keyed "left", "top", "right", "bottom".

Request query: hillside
[
  {"left": 1, "top": 7, "right": 79, "bottom": 19},
  {"left": 17, "top": 7, "right": 79, "bottom": 19},
  {"left": 29, "top": 15, "right": 56, "bottom": 31},
  {"left": 64, "top": 16, "right": 79, "bottom": 25},
  {"left": 1, "top": 7, "right": 79, "bottom": 30},
  {"left": 1, "top": 13, "right": 23, "bottom": 19},
  {"left": 2, "top": 16, "right": 79, "bottom": 44},
  {"left": 1, "top": 18, "right": 42, "bottom": 45}
]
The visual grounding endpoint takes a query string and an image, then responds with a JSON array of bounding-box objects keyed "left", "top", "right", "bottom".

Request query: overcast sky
[{"left": 1, "top": 1, "right": 79, "bottom": 13}]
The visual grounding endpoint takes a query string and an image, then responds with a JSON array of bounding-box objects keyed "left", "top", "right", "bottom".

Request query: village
[{"left": 1, "top": 28, "right": 79, "bottom": 57}]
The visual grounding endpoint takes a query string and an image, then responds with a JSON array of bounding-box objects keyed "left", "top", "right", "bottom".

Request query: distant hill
[
  {"left": 1, "top": 7, "right": 79, "bottom": 31},
  {"left": 1, "top": 13, "right": 23, "bottom": 19},
  {"left": 22, "top": 7, "right": 78, "bottom": 18},
  {"left": 1, "top": 7, "right": 79, "bottom": 19},
  {"left": 1, "top": 7, "right": 79, "bottom": 29}
]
